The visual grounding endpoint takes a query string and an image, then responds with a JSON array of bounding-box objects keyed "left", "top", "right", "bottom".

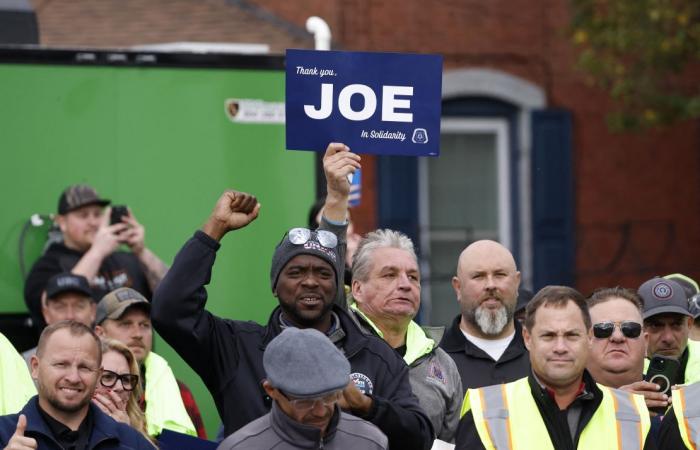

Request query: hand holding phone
[
  {"left": 644, "top": 354, "right": 680, "bottom": 414},
  {"left": 110, "top": 205, "right": 129, "bottom": 226}
]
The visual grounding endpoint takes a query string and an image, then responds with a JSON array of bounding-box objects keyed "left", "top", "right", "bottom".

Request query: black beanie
[{"left": 270, "top": 229, "right": 341, "bottom": 292}]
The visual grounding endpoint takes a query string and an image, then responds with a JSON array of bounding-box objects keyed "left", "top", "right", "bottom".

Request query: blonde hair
[{"left": 100, "top": 338, "right": 156, "bottom": 447}]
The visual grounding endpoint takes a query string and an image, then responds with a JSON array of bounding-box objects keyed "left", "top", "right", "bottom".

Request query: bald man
[{"left": 438, "top": 240, "right": 530, "bottom": 391}]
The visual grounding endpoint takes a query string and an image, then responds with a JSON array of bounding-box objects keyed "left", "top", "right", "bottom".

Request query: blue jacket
[
  {"left": 152, "top": 230, "right": 434, "bottom": 450},
  {"left": 0, "top": 396, "right": 154, "bottom": 449}
]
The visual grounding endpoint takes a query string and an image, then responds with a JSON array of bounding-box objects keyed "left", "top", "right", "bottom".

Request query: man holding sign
[{"left": 151, "top": 144, "right": 433, "bottom": 450}]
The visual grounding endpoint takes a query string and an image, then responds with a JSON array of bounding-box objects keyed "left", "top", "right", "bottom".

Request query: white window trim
[{"left": 418, "top": 118, "right": 510, "bottom": 325}]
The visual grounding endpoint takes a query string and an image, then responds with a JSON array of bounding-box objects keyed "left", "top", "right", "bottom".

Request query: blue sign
[{"left": 286, "top": 49, "right": 443, "bottom": 157}]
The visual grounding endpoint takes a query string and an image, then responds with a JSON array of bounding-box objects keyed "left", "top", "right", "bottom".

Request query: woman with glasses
[{"left": 93, "top": 338, "right": 155, "bottom": 446}]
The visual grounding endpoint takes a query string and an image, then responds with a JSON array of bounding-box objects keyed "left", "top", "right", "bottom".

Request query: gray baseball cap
[
  {"left": 638, "top": 277, "right": 693, "bottom": 320},
  {"left": 263, "top": 327, "right": 350, "bottom": 399},
  {"left": 95, "top": 288, "right": 150, "bottom": 325}
]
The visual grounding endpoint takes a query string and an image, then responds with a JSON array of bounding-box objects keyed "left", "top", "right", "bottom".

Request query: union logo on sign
[{"left": 412, "top": 128, "right": 428, "bottom": 144}]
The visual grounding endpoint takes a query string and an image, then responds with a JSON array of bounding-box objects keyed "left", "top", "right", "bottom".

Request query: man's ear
[
  {"left": 451, "top": 276, "right": 462, "bottom": 303},
  {"left": 351, "top": 279, "right": 363, "bottom": 302},
  {"left": 55, "top": 215, "right": 67, "bottom": 233},
  {"left": 522, "top": 326, "right": 532, "bottom": 351},
  {"left": 262, "top": 380, "right": 280, "bottom": 401},
  {"left": 94, "top": 325, "right": 105, "bottom": 337},
  {"left": 30, "top": 355, "right": 40, "bottom": 380}
]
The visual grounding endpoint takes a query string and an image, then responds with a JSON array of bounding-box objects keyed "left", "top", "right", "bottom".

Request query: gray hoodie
[{"left": 217, "top": 402, "right": 387, "bottom": 450}]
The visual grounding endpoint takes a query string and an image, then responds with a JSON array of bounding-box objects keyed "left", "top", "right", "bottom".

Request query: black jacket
[
  {"left": 24, "top": 242, "right": 151, "bottom": 328},
  {"left": 657, "top": 406, "right": 690, "bottom": 450},
  {"left": 439, "top": 315, "right": 530, "bottom": 392},
  {"left": 0, "top": 397, "right": 154, "bottom": 449},
  {"left": 456, "top": 371, "right": 657, "bottom": 450},
  {"left": 151, "top": 230, "right": 433, "bottom": 450}
]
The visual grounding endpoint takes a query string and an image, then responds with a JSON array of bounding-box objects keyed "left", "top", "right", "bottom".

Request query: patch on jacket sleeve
[
  {"left": 428, "top": 360, "right": 446, "bottom": 384},
  {"left": 350, "top": 373, "right": 374, "bottom": 395}
]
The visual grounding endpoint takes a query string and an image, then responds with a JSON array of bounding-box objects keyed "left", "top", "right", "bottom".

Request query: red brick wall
[
  {"left": 251, "top": 0, "right": 700, "bottom": 292},
  {"left": 29, "top": 0, "right": 700, "bottom": 291}
]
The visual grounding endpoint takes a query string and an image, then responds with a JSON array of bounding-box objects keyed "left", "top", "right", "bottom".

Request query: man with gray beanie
[
  {"left": 217, "top": 328, "right": 388, "bottom": 449},
  {"left": 152, "top": 143, "right": 433, "bottom": 450}
]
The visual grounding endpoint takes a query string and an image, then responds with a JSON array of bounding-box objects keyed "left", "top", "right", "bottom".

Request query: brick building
[{"left": 13, "top": 0, "right": 700, "bottom": 323}]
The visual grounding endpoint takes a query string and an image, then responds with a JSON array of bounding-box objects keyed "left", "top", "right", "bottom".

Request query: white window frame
[{"left": 418, "top": 117, "right": 510, "bottom": 324}]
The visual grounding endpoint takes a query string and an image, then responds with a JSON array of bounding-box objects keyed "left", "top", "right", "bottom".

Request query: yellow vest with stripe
[
  {"left": 143, "top": 352, "right": 197, "bottom": 437},
  {"left": 0, "top": 332, "right": 36, "bottom": 415},
  {"left": 643, "top": 340, "right": 700, "bottom": 385},
  {"left": 461, "top": 377, "right": 650, "bottom": 450},
  {"left": 673, "top": 382, "right": 700, "bottom": 450}
]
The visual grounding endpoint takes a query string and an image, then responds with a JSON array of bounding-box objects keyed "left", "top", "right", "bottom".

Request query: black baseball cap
[
  {"left": 58, "top": 184, "right": 110, "bottom": 214},
  {"left": 45, "top": 273, "right": 93, "bottom": 300}
]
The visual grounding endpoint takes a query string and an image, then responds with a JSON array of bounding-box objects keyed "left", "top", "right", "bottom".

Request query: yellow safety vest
[
  {"left": 349, "top": 302, "right": 435, "bottom": 365},
  {"left": 673, "top": 382, "right": 700, "bottom": 450},
  {"left": 643, "top": 340, "right": 700, "bottom": 385},
  {"left": 685, "top": 341, "right": 700, "bottom": 385},
  {"left": 461, "top": 377, "right": 650, "bottom": 450},
  {"left": 0, "top": 332, "right": 36, "bottom": 415},
  {"left": 143, "top": 352, "right": 196, "bottom": 437}
]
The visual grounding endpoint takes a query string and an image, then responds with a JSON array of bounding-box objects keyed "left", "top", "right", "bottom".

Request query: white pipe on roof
[{"left": 305, "top": 16, "right": 331, "bottom": 51}]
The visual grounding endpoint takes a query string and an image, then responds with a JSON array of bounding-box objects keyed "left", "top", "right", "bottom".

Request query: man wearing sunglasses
[
  {"left": 152, "top": 143, "right": 434, "bottom": 450},
  {"left": 456, "top": 286, "right": 653, "bottom": 450},
  {"left": 639, "top": 277, "right": 700, "bottom": 386},
  {"left": 219, "top": 327, "right": 388, "bottom": 449},
  {"left": 586, "top": 288, "right": 669, "bottom": 412}
]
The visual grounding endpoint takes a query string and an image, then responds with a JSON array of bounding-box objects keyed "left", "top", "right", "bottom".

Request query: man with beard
[
  {"left": 151, "top": 144, "right": 433, "bottom": 450},
  {"left": 439, "top": 240, "right": 530, "bottom": 391},
  {"left": 0, "top": 321, "right": 153, "bottom": 449}
]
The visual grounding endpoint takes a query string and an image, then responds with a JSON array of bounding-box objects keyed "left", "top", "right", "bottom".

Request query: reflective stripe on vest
[
  {"left": 480, "top": 384, "right": 512, "bottom": 450},
  {"left": 470, "top": 378, "right": 649, "bottom": 450},
  {"left": 607, "top": 387, "right": 643, "bottom": 450},
  {"left": 675, "top": 382, "right": 700, "bottom": 450}
]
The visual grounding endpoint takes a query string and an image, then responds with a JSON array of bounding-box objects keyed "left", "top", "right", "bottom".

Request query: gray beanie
[
  {"left": 269, "top": 229, "right": 341, "bottom": 292},
  {"left": 263, "top": 327, "right": 350, "bottom": 398}
]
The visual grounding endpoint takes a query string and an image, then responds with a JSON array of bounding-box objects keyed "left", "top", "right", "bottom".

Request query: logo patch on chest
[
  {"left": 428, "top": 360, "right": 446, "bottom": 384},
  {"left": 350, "top": 372, "right": 374, "bottom": 395}
]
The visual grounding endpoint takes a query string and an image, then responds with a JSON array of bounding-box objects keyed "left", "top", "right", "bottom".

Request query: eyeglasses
[
  {"left": 592, "top": 321, "right": 643, "bottom": 339},
  {"left": 280, "top": 391, "right": 340, "bottom": 412},
  {"left": 100, "top": 370, "right": 139, "bottom": 391},
  {"left": 287, "top": 228, "right": 338, "bottom": 249}
]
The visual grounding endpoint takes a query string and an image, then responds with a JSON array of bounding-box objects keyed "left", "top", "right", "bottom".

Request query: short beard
[
  {"left": 279, "top": 301, "right": 334, "bottom": 329},
  {"left": 465, "top": 303, "right": 514, "bottom": 336}
]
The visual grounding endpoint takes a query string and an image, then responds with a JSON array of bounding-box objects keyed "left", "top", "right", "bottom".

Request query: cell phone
[
  {"left": 644, "top": 354, "right": 680, "bottom": 413},
  {"left": 110, "top": 205, "right": 129, "bottom": 225}
]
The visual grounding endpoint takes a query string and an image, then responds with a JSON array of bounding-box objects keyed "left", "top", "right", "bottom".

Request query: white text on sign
[{"left": 304, "top": 84, "right": 414, "bottom": 122}]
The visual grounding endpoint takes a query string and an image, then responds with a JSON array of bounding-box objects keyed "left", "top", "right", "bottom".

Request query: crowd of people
[{"left": 2, "top": 142, "right": 700, "bottom": 449}]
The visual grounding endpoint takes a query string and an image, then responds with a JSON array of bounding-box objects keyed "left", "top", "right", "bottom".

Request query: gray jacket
[
  {"left": 348, "top": 305, "right": 463, "bottom": 442},
  {"left": 217, "top": 402, "right": 387, "bottom": 450}
]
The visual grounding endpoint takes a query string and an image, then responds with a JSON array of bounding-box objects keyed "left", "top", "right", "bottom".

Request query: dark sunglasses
[
  {"left": 592, "top": 321, "right": 642, "bottom": 339},
  {"left": 286, "top": 227, "right": 338, "bottom": 249},
  {"left": 100, "top": 369, "right": 139, "bottom": 391}
]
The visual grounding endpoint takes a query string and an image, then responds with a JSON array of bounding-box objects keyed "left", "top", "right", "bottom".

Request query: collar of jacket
[
  {"left": 348, "top": 301, "right": 435, "bottom": 365},
  {"left": 440, "top": 314, "right": 528, "bottom": 362},
  {"left": 20, "top": 396, "right": 122, "bottom": 448},
  {"left": 270, "top": 400, "right": 341, "bottom": 448},
  {"left": 261, "top": 305, "right": 370, "bottom": 358}
]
